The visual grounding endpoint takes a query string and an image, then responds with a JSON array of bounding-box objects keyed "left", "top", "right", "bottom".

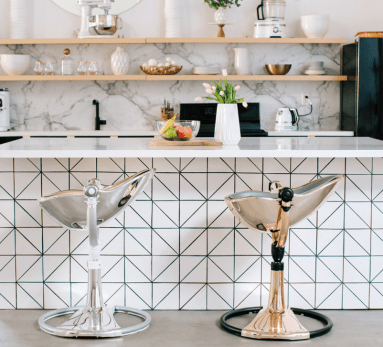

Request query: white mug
[{"left": 233, "top": 48, "right": 252, "bottom": 75}]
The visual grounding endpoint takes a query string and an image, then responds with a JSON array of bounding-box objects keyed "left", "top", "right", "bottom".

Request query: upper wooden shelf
[
  {"left": 0, "top": 75, "right": 348, "bottom": 82},
  {"left": 0, "top": 38, "right": 348, "bottom": 45}
]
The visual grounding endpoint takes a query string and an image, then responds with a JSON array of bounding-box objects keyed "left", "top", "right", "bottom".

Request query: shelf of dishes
[
  {"left": 0, "top": 75, "right": 348, "bottom": 81},
  {"left": 0, "top": 38, "right": 348, "bottom": 45}
]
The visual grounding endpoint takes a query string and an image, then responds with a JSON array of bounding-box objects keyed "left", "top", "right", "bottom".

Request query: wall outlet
[{"left": 302, "top": 94, "right": 310, "bottom": 105}]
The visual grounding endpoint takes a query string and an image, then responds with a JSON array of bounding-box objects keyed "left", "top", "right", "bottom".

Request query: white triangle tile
[
  {"left": 0, "top": 173, "right": 14, "bottom": 199},
  {"left": 234, "top": 283, "right": 261, "bottom": 308},
  {"left": 180, "top": 229, "right": 206, "bottom": 255},
  {"left": 344, "top": 230, "right": 370, "bottom": 256},
  {"left": 372, "top": 203, "right": 383, "bottom": 229},
  {"left": 289, "top": 283, "right": 315, "bottom": 309},
  {"left": 42, "top": 209, "right": 62, "bottom": 228},
  {"left": 289, "top": 229, "right": 316, "bottom": 256},
  {"left": 72, "top": 285, "right": 88, "bottom": 307},
  {"left": 236, "top": 158, "right": 262, "bottom": 173},
  {"left": 71, "top": 256, "right": 88, "bottom": 282},
  {"left": 316, "top": 283, "right": 342, "bottom": 309},
  {"left": 125, "top": 257, "right": 151, "bottom": 282},
  {"left": 44, "top": 256, "right": 70, "bottom": 282},
  {"left": 43, "top": 228, "right": 68, "bottom": 255},
  {"left": 70, "top": 158, "right": 96, "bottom": 171},
  {"left": 346, "top": 158, "right": 372, "bottom": 174},
  {"left": 97, "top": 158, "right": 124, "bottom": 172},
  {"left": 14, "top": 158, "right": 40, "bottom": 172},
  {"left": 96, "top": 173, "right": 124, "bottom": 187},
  {"left": 102, "top": 257, "right": 124, "bottom": 282},
  {"left": 343, "top": 283, "right": 369, "bottom": 309},
  {"left": 42, "top": 173, "right": 69, "bottom": 197},
  {"left": 343, "top": 257, "right": 369, "bottom": 282},
  {"left": 346, "top": 176, "right": 371, "bottom": 201},
  {"left": 318, "top": 158, "right": 345, "bottom": 175},
  {"left": 153, "top": 229, "right": 179, "bottom": 255},
  {"left": 221, "top": 158, "right": 235, "bottom": 171},
  {"left": 317, "top": 229, "right": 344, "bottom": 256},
  {"left": 15, "top": 201, "right": 41, "bottom": 227},
  {"left": 0, "top": 228, "right": 14, "bottom": 255},
  {"left": 208, "top": 229, "right": 232, "bottom": 254},
  {"left": 208, "top": 284, "right": 233, "bottom": 309},
  {"left": 180, "top": 173, "right": 207, "bottom": 200},
  {"left": 180, "top": 201, "right": 206, "bottom": 228},
  {"left": 16, "top": 228, "right": 42, "bottom": 255},
  {"left": 370, "top": 283, "right": 383, "bottom": 309},
  {"left": 153, "top": 173, "right": 179, "bottom": 200},
  {"left": 264, "top": 158, "right": 290, "bottom": 173},
  {"left": 153, "top": 283, "right": 178, "bottom": 307},
  {"left": 208, "top": 256, "right": 234, "bottom": 282},
  {"left": 103, "top": 284, "right": 124, "bottom": 307},
  {"left": 17, "top": 283, "right": 43, "bottom": 309},
  {"left": 0, "top": 256, "right": 15, "bottom": 282},
  {"left": 126, "top": 201, "right": 152, "bottom": 228},
  {"left": 372, "top": 175, "right": 383, "bottom": 201},
  {"left": 127, "top": 256, "right": 151, "bottom": 281},
  {"left": 371, "top": 230, "right": 383, "bottom": 255},
  {"left": 235, "top": 229, "right": 262, "bottom": 255},
  {"left": 180, "top": 283, "right": 205, "bottom": 308},
  {"left": 125, "top": 229, "right": 151, "bottom": 255},
  {"left": 153, "top": 158, "right": 179, "bottom": 173},
  {"left": 101, "top": 229, "right": 124, "bottom": 255},
  {"left": 317, "top": 202, "right": 344, "bottom": 228},
  {"left": 44, "top": 283, "right": 70, "bottom": 308},
  {"left": 182, "top": 285, "right": 206, "bottom": 310},
  {"left": 235, "top": 173, "right": 263, "bottom": 192},
  {"left": 209, "top": 230, "right": 234, "bottom": 255},
  {"left": 288, "top": 256, "right": 315, "bottom": 283},
  {"left": 235, "top": 256, "right": 261, "bottom": 282},
  {"left": 345, "top": 202, "right": 371, "bottom": 229},
  {"left": 208, "top": 174, "right": 234, "bottom": 200},
  {"left": 154, "top": 257, "right": 179, "bottom": 282},
  {"left": 70, "top": 172, "right": 97, "bottom": 189},
  {"left": 0, "top": 158, "right": 13, "bottom": 172},
  {"left": 181, "top": 158, "right": 207, "bottom": 172},
  {"left": 317, "top": 257, "right": 343, "bottom": 282},
  {"left": 208, "top": 202, "right": 234, "bottom": 227},
  {"left": 0, "top": 283, "right": 16, "bottom": 309},
  {"left": 126, "top": 283, "right": 152, "bottom": 309},
  {"left": 125, "top": 158, "right": 151, "bottom": 173},
  {"left": 152, "top": 255, "right": 178, "bottom": 281},
  {"left": 15, "top": 173, "right": 41, "bottom": 199},
  {"left": 152, "top": 201, "right": 179, "bottom": 228},
  {"left": 291, "top": 158, "right": 317, "bottom": 174},
  {"left": 346, "top": 256, "right": 369, "bottom": 281},
  {"left": 155, "top": 284, "right": 179, "bottom": 309},
  {"left": 207, "top": 158, "right": 233, "bottom": 173},
  {"left": 180, "top": 256, "right": 206, "bottom": 283},
  {"left": 0, "top": 201, "right": 15, "bottom": 227},
  {"left": 42, "top": 158, "right": 69, "bottom": 172},
  {"left": 70, "top": 229, "right": 88, "bottom": 254},
  {"left": 16, "top": 255, "right": 42, "bottom": 282}
]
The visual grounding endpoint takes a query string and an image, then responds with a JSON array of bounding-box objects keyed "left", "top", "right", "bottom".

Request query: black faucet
[{"left": 93, "top": 100, "right": 107, "bottom": 130}]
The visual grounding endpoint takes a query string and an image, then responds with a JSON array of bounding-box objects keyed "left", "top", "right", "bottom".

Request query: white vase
[
  {"left": 215, "top": 104, "right": 241, "bottom": 145},
  {"left": 214, "top": 7, "right": 227, "bottom": 24},
  {"left": 10, "top": 0, "right": 27, "bottom": 39},
  {"left": 164, "top": 0, "right": 183, "bottom": 38},
  {"left": 111, "top": 47, "right": 130, "bottom": 75}
]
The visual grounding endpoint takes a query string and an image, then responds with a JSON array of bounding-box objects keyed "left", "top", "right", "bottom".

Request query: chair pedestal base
[{"left": 38, "top": 306, "right": 151, "bottom": 338}]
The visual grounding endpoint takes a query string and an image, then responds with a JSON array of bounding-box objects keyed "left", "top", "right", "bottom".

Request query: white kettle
[
  {"left": 0, "top": 89, "right": 10, "bottom": 132},
  {"left": 275, "top": 107, "right": 299, "bottom": 131}
]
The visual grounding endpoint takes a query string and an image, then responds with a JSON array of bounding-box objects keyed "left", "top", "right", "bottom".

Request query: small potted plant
[
  {"left": 204, "top": 0, "right": 243, "bottom": 24},
  {"left": 195, "top": 69, "right": 247, "bottom": 145}
]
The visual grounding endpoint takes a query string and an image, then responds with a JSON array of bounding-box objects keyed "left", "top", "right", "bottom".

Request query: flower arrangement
[
  {"left": 195, "top": 69, "right": 248, "bottom": 107},
  {"left": 204, "top": 0, "right": 242, "bottom": 9}
]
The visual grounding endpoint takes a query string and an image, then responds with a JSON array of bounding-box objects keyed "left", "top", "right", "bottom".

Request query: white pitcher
[{"left": 233, "top": 48, "right": 252, "bottom": 75}]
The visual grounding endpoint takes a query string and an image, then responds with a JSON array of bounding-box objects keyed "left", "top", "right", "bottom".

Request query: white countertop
[
  {"left": 0, "top": 137, "right": 382, "bottom": 158},
  {"left": 266, "top": 130, "right": 354, "bottom": 137}
]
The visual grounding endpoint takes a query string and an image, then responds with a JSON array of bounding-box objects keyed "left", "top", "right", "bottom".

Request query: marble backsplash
[{"left": 0, "top": 43, "right": 341, "bottom": 131}]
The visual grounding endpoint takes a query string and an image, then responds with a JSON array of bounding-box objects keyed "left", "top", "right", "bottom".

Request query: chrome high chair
[
  {"left": 221, "top": 175, "right": 344, "bottom": 341},
  {"left": 38, "top": 169, "right": 155, "bottom": 338}
]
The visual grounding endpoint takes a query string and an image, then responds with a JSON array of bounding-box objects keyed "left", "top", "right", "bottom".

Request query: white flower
[
  {"left": 242, "top": 101, "right": 248, "bottom": 108},
  {"left": 235, "top": 85, "right": 240, "bottom": 91},
  {"left": 222, "top": 69, "right": 228, "bottom": 77},
  {"left": 206, "top": 89, "right": 213, "bottom": 94},
  {"left": 219, "top": 91, "right": 224, "bottom": 96},
  {"left": 203, "top": 83, "right": 211, "bottom": 89},
  {"left": 212, "top": 86, "right": 216, "bottom": 91},
  {"left": 195, "top": 97, "right": 202, "bottom": 102}
]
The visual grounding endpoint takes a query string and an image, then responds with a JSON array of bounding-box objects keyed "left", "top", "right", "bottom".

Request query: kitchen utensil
[
  {"left": 149, "top": 139, "right": 222, "bottom": 146},
  {"left": 0, "top": 89, "right": 10, "bottom": 132},
  {"left": 265, "top": 64, "right": 292, "bottom": 75},
  {"left": 255, "top": 0, "right": 286, "bottom": 38},
  {"left": 254, "top": 19, "right": 286, "bottom": 38},
  {"left": 234, "top": 48, "right": 252, "bottom": 75},
  {"left": 156, "top": 120, "right": 200, "bottom": 141},
  {"left": 1, "top": 54, "right": 30, "bottom": 76},
  {"left": 140, "top": 65, "right": 183, "bottom": 75},
  {"left": 257, "top": 0, "right": 286, "bottom": 21},
  {"left": 91, "top": 14, "right": 122, "bottom": 36},
  {"left": 301, "top": 15, "right": 330, "bottom": 38}
]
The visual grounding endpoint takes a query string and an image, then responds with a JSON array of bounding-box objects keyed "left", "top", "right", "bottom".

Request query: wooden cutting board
[{"left": 149, "top": 139, "right": 222, "bottom": 147}]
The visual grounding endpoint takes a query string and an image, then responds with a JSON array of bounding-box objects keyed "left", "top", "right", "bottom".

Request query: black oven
[{"left": 180, "top": 103, "right": 267, "bottom": 137}]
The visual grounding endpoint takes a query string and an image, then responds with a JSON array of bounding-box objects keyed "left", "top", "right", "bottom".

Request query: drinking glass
[
  {"left": 34, "top": 62, "right": 44, "bottom": 75},
  {"left": 78, "top": 62, "right": 87, "bottom": 75},
  {"left": 44, "top": 62, "right": 55, "bottom": 75},
  {"left": 88, "top": 62, "right": 98, "bottom": 75}
]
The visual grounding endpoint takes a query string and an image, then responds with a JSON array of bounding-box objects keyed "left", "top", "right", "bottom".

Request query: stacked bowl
[
  {"left": 10, "top": 0, "right": 28, "bottom": 39},
  {"left": 164, "top": 0, "right": 182, "bottom": 38}
]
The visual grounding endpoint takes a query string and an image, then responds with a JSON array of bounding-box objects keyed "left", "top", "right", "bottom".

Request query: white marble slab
[
  {"left": 0, "top": 137, "right": 382, "bottom": 158},
  {"left": 266, "top": 130, "right": 354, "bottom": 137}
]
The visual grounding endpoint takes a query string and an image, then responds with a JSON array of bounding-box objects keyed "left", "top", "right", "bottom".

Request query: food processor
[{"left": 254, "top": 0, "right": 286, "bottom": 38}]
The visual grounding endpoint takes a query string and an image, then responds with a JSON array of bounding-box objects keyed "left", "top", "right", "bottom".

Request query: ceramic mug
[{"left": 233, "top": 48, "right": 253, "bottom": 75}]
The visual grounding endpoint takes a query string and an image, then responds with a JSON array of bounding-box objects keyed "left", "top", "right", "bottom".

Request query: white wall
[{"left": 0, "top": 0, "right": 382, "bottom": 41}]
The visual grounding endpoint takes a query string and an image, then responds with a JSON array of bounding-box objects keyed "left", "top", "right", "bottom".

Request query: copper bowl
[{"left": 265, "top": 64, "right": 292, "bottom": 75}]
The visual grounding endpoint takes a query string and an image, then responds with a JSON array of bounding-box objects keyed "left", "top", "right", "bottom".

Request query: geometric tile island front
[{"left": 0, "top": 157, "right": 382, "bottom": 310}]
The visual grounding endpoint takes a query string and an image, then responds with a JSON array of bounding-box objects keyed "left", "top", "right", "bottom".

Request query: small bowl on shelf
[
  {"left": 141, "top": 65, "right": 183, "bottom": 75},
  {"left": 265, "top": 64, "right": 292, "bottom": 75},
  {"left": 1, "top": 54, "right": 30, "bottom": 76},
  {"left": 156, "top": 120, "right": 200, "bottom": 141}
]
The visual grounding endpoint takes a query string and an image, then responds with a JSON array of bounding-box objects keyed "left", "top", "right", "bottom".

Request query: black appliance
[
  {"left": 341, "top": 38, "right": 383, "bottom": 139},
  {"left": 180, "top": 103, "right": 267, "bottom": 137}
]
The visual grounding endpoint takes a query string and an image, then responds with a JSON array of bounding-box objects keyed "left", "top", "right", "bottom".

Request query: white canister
[
  {"left": 0, "top": 89, "right": 10, "bottom": 132},
  {"left": 233, "top": 48, "right": 252, "bottom": 75},
  {"left": 111, "top": 47, "right": 130, "bottom": 75},
  {"left": 215, "top": 104, "right": 241, "bottom": 145}
]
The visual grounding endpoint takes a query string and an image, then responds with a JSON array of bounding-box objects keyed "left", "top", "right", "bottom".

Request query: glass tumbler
[
  {"left": 34, "top": 62, "right": 44, "bottom": 75},
  {"left": 88, "top": 62, "right": 98, "bottom": 75},
  {"left": 44, "top": 62, "right": 55, "bottom": 75},
  {"left": 78, "top": 62, "right": 87, "bottom": 75}
]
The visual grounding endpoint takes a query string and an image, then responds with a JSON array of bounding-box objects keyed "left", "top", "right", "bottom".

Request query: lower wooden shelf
[{"left": 0, "top": 75, "right": 348, "bottom": 82}]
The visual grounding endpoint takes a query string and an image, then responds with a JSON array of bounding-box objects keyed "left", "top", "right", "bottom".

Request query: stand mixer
[{"left": 78, "top": 0, "right": 123, "bottom": 39}]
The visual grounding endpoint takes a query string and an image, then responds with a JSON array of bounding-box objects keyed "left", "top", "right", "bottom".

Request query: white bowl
[
  {"left": 1, "top": 54, "right": 30, "bottom": 75},
  {"left": 301, "top": 15, "right": 330, "bottom": 38}
]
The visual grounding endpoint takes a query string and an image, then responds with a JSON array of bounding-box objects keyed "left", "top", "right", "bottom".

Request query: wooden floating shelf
[
  {"left": 0, "top": 38, "right": 348, "bottom": 45},
  {"left": 0, "top": 75, "right": 348, "bottom": 82}
]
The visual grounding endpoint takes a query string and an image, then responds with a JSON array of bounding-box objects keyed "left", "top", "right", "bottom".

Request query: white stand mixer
[{"left": 78, "top": 0, "right": 122, "bottom": 39}]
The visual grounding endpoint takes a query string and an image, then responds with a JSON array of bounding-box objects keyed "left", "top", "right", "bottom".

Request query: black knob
[
  {"left": 279, "top": 187, "right": 294, "bottom": 203},
  {"left": 100, "top": 120, "right": 107, "bottom": 125}
]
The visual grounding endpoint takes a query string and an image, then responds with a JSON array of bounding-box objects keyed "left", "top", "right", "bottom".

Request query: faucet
[{"left": 93, "top": 100, "right": 107, "bottom": 131}]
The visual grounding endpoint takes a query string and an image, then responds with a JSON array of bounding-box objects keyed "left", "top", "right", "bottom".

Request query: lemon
[{"left": 160, "top": 114, "right": 178, "bottom": 134}]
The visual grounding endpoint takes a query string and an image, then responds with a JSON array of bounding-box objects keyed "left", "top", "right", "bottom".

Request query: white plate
[{"left": 305, "top": 69, "right": 326, "bottom": 75}]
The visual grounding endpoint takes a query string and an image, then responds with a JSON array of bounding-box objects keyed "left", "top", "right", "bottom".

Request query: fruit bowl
[{"left": 156, "top": 120, "right": 200, "bottom": 141}]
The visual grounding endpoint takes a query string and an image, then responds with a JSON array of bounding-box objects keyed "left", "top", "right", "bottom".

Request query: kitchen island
[{"left": 0, "top": 136, "right": 383, "bottom": 312}]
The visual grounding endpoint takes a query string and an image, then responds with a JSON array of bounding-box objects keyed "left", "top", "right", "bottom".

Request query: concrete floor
[{"left": 0, "top": 310, "right": 382, "bottom": 346}]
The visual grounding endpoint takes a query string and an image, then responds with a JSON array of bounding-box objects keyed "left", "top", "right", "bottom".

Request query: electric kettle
[
  {"left": 275, "top": 107, "right": 299, "bottom": 131},
  {"left": 0, "top": 89, "right": 10, "bottom": 132}
]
